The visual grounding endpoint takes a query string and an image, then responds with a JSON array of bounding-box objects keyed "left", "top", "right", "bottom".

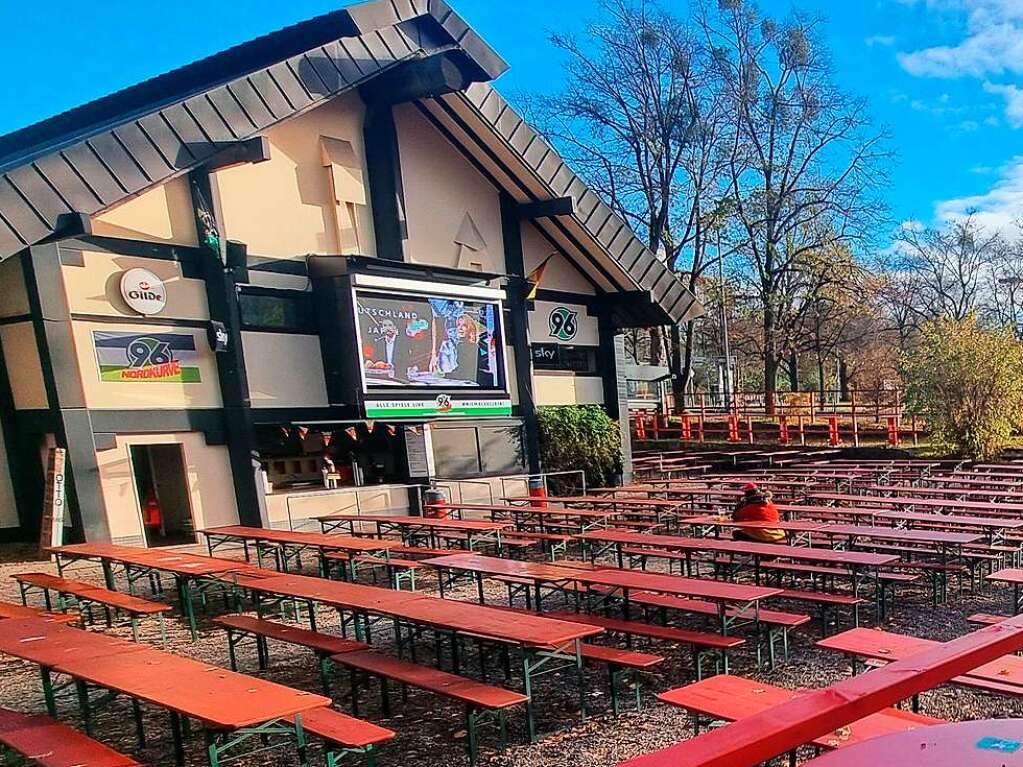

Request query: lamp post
[{"left": 717, "top": 224, "right": 733, "bottom": 411}]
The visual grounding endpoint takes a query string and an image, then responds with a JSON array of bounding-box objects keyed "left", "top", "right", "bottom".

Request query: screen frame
[{"left": 351, "top": 281, "right": 510, "bottom": 396}]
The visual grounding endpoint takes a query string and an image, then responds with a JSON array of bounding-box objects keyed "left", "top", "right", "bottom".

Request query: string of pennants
[{"left": 278, "top": 421, "right": 398, "bottom": 443}]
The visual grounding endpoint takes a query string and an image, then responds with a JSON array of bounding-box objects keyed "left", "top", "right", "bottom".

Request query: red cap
[{"left": 742, "top": 482, "right": 759, "bottom": 492}]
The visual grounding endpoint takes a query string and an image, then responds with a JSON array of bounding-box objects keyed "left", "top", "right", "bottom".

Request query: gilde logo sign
[{"left": 120, "top": 268, "right": 167, "bottom": 316}]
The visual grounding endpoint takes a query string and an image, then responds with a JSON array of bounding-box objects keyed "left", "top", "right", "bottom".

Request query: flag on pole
[{"left": 524, "top": 254, "right": 555, "bottom": 300}]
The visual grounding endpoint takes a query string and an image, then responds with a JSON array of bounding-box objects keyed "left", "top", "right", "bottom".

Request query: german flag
[{"left": 524, "top": 254, "right": 554, "bottom": 300}]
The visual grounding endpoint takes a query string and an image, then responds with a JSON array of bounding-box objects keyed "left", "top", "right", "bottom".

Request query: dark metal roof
[
  {"left": 0, "top": 0, "right": 506, "bottom": 258},
  {"left": 0, "top": 0, "right": 701, "bottom": 324}
]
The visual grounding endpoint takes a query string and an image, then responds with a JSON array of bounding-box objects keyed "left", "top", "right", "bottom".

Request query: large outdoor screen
[{"left": 354, "top": 289, "right": 505, "bottom": 391}]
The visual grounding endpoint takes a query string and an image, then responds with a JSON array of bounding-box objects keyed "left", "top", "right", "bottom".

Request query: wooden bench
[
  {"left": 657, "top": 674, "right": 942, "bottom": 752},
  {"left": 578, "top": 643, "right": 664, "bottom": 714},
  {"left": 544, "top": 610, "right": 743, "bottom": 676},
  {"left": 0, "top": 706, "right": 141, "bottom": 766},
  {"left": 967, "top": 612, "right": 1010, "bottom": 626},
  {"left": 621, "top": 591, "right": 810, "bottom": 668},
  {"left": 391, "top": 545, "right": 472, "bottom": 558},
  {"left": 329, "top": 649, "right": 528, "bottom": 764},
  {"left": 214, "top": 614, "right": 366, "bottom": 694},
  {"left": 472, "top": 600, "right": 665, "bottom": 712},
  {"left": 0, "top": 599, "right": 78, "bottom": 624},
  {"left": 773, "top": 588, "right": 865, "bottom": 636},
  {"left": 438, "top": 531, "right": 538, "bottom": 555},
  {"left": 502, "top": 531, "right": 574, "bottom": 559},
  {"left": 12, "top": 573, "right": 169, "bottom": 642},
  {"left": 286, "top": 707, "right": 395, "bottom": 767}
]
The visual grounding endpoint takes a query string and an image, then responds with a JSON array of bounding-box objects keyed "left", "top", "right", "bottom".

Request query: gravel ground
[{"left": 0, "top": 542, "right": 1020, "bottom": 767}]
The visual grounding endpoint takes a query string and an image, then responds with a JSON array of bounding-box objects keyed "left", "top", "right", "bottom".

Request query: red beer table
[
  {"left": 316, "top": 514, "right": 511, "bottom": 551},
  {"left": 229, "top": 570, "right": 600, "bottom": 741},
  {"left": 423, "top": 553, "right": 781, "bottom": 636},
  {"left": 49, "top": 543, "right": 255, "bottom": 640},
  {"left": 0, "top": 618, "right": 329, "bottom": 766},
  {"left": 618, "top": 617, "right": 1023, "bottom": 767},
  {"left": 988, "top": 568, "right": 1023, "bottom": 615},
  {"left": 200, "top": 524, "right": 396, "bottom": 576},
  {"left": 804, "top": 718, "right": 1023, "bottom": 766}
]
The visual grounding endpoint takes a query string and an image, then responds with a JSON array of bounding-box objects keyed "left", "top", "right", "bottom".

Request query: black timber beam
[
  {"left": 23, "top": 244, "right": 108, "bottom": 542},
  {"left": 517, "top": 197, "right": 574, "bottom": 220},
  {"left": 188, "top": 170, "right": 264, "bottom": 527},
  {"left": 203, "top": 137, "right": 271, "bottom": 171},
  {"left": 360, "top": 52, "right": 475, "bottom": 105},
  {"left": 499, "top": 192, "right": 541, "bottom": 474},
  {"left": 361, "top": 103, "right": 407, "bottom": 262}
]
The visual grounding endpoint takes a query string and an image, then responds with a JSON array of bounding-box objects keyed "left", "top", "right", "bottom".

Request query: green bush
[
  {"left": 901, "top": 315, "right": 1023, "bottom": 460},
  {"left": 537, "top": 405, "right": 623, "bottom": 489}
]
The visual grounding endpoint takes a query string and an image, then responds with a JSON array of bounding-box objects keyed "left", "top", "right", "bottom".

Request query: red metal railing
[{"left": 630, "top": 389, "right": 920, "bottom": 448}]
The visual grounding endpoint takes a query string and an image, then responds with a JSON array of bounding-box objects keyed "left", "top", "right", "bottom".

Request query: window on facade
[
  {"left": 239, "top": 292, "right": 315, "bottom": 332},
  {"left": 478, "top": 425, "right": 525, "bottom": 475},
  {"left": 431, "top": 423, "right": 526, "bottom": 478},
  {"left": 432, "top": 427, "right": 481, "bottom": 476},
  {"left": 531, "top": 344, "right": 599, "bottom": 374}
]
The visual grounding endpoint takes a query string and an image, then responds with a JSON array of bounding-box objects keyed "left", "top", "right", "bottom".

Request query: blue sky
[{"left": 2, "top": 0, "right": 1021, "bottom": 241}]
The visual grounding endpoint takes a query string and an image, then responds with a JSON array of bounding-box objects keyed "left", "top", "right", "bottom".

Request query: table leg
[
  {"left": 75, "top": 680, "right": 92, "bottom": 735},
  {"left": 169, "top": 712, "right": 185, "bottom": 765},
  {"left": 522, "top": 650, "right": 537, "bottom": 743},
  {"left": 39, "top": 667, "right": 57, "bottom": 717},
  {"left": 101, "top": 560, "right": 115, "bottom": 591},
  {"left": 179, "top": 577, "right": 198, "bottom": 641}
]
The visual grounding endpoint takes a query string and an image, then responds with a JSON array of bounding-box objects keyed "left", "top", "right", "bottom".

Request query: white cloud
[
  {"left": 866, "top": 34, "right": 897, "bottom": 46},
  {"left": 934, "top": 154, "right": 1023, "bottom": 233},
  {"left": 983, "top": 81, "right": 1023, "bottom": 126},
  {"left": 896, "top": 2, "right": 1023, "bottom": 125},
  {"left": 898, "top": 22, "right": 1023, "bottom": 77}
]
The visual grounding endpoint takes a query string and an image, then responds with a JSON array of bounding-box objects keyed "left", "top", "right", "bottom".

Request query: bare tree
[
  {"left": 700, "top": 0, "right": 889, "bottom": 411},
  {"left": 527, "top": 0, "right": 729, "bottom": 408},
  {"left": 894, "top": 214, "right": 1002, "bottom": 322}
]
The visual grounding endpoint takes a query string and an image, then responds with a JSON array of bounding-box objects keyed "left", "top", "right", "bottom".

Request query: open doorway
[{"left": 130, "top": 444, "right": 196, "bottom": 547}]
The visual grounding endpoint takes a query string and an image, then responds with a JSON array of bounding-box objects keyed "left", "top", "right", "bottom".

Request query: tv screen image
[{"left": 355, "top": 290, "right": 503, "bottom": 390}]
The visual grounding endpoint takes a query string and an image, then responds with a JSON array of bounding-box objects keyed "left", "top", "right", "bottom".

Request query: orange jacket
[{"left": 733, "top": 499, "right": 785, "bottom": 542}]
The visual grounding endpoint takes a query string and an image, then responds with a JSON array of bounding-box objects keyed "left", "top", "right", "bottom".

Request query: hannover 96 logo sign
[{"left": 548, "top": 306, "right": 578, "bottom": 341}]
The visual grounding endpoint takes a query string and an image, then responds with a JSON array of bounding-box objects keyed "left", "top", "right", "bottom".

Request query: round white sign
[{"left": 120, "top": 268, "right": 167, "bottom": 316}]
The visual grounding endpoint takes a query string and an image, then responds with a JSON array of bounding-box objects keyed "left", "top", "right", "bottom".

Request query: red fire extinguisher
[{"left": 143, "top": 494, "right": 163, "bottom": 531}]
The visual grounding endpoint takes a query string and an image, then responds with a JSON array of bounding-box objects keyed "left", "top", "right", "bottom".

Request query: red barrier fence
[{"left": 630, "top": 389, "right": 921, "bottom": 448}]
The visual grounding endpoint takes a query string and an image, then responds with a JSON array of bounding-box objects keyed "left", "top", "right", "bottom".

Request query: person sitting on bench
[{"left": 732, "top": 482, "right": 785, "bottom": 543}]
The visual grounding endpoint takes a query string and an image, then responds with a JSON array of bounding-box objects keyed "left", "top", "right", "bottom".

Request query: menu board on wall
[
  {"left": 405, "top": 425, "right": 435, "bottom": 478},
  {"left": 39, "top": 447, "right": 66, "bottom": 552}
]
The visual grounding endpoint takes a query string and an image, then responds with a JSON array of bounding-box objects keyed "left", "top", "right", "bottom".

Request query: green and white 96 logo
[{"left": 548, "top": 307, "right": 578, "bottom": 341}]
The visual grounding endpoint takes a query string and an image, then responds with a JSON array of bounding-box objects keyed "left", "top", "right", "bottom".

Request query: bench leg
[
  {"left": 39, "top": 667, "right": 57, "bottom": 717},
  {"left": 608, "top": 665, "right": 621, "bottom": 716},
  {"left": 465, "top": 705, "right": 481, "bottom": 766},
  {"left": 318, "top": 655, "right": 333, "bottom": 697},
  {"left": 132, "top": 697, "right": 147, "bottom": 747},
  {"left": 226, "top": 629, "right": 239, "bottom": 671}
]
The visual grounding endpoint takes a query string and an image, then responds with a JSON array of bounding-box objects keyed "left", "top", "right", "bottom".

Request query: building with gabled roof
[{"left": 0, "top": 0, "right": 701, "bottom": 544}]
